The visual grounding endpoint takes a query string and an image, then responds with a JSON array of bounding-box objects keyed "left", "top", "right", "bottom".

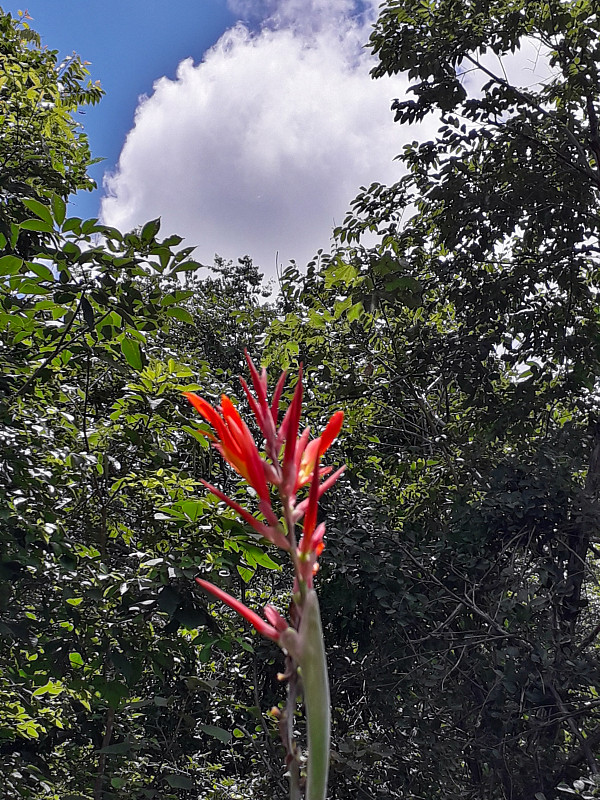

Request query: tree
[
  {"left": 291, "top": 1, "right": 600, "bottom": 797},
  {"left": 0, "top": 10, "right": 285, "bottom": 799},
  {"left": 0, "top": 7, "right": 102, "bottom": 256},
  {"left": 13, "top": 2, "right": 600, "bottom": 798}
]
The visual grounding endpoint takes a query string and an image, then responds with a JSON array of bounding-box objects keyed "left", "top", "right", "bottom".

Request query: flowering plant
[{"left": 184, "top": 353, "right": 344, "bottom": 800}]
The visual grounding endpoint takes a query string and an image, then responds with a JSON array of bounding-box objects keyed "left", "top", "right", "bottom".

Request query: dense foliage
[
  {"left": 4, "top": 3, "right": 600, "bottom": 800},
  {"left": 315, "top": 1, "right": 600, "bottom": 797},
  {"left": 0, "top": 10, "right": 280, "bottom": 799}
]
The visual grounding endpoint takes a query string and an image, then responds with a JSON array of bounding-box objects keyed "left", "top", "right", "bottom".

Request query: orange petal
[{"left": 318, "top": 410, "right": 344, "bottom": 456}]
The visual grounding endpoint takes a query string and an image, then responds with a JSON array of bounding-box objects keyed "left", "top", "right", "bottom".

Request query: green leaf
[
  {"left": 198, "top": 724, "right": 232, "bottom": 743},
  {"left": 28, "top": 262, "right": 55, "bottom": 282},
  {"left": 69, "top": 651, "right": 84, "bottom": 668},
  {"left": 97, "top": 680, "right": 130, "bottom": 709},
  {"left": 23, "top": 198, "right": 53, "bottom": 226},
  {"left": 51, "top": 194, "right": 66, "bottom": 226},
  {"left": 20, "top": 218, "right": 53, "bottom": 233},
  {"left": 237, "top": 565, "right": 255, "bottom": 583},
  {"left": 110, "top": 651, "right": 143, "bottom": 686},
  {"left": 172, "top": 260, "right": 202, "bottom": 273},
  {"left": 120, "top": 338, "right": 143, "bottom": 370},
  {"left": 242, "top": 543, "right": 280, "bottom": 570},
  {"left": 80, "top": 296, "right": 95, "bottom": 329},
  {"left": 62, "top": 217, "right": 82, "bottom": 234},
  {"left": 141, "top": 217, "right": 161, "bottom": 242},
  {"left": 157, "top": 586, "right": 180, "bottom": 615},
  {"left": 164, "top": 775, "right": 194, "bottom": 789},
  {"left": 0, "top": 255, "right": 23, "bottom": 275},
  {"left": 182, "top": 425, "right": 210, "bottom": 447},
  {"left": 32, "top": 681, "right": 64, "bottom": 697},
  {"left": 81, "top": 219, "right": 103, "bottom": 235},
  {"left": 166, "top": 306, "right": 194, "bottom": 324},
  {"left": 180, "top": 500, "right": 206, "bottom": 522},
  {"left": 324, "top": 260, "right": 358, "bottom": 288},
  {"left": 347, "top": 301, "right": 363, "bottom": 322},
  {"left": 163, "top": 234, "right": 184, "bottom": 246},
  {"left": 153, "top": 695, "right": 170, "bottom": 707}
]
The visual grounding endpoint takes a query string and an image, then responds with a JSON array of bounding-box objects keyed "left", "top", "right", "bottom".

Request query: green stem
[
  {"left": 286, "top": 669, "right": 301, "bottom": 800},
  {"left": 298, "top": 590, "right": 330, "bottom": 800}
]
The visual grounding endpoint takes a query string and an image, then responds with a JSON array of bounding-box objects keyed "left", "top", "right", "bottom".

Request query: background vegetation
[{"left": 3, "top": 2, "right": 600, "bottom": 799}]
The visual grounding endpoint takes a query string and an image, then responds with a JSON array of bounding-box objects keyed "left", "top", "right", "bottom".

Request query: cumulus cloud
[
  {"left": 100, "top": 0, "right": 423, "bottom": 275},
  {"left": 101, "top": 0, "right": 554, "bottom": 276}
]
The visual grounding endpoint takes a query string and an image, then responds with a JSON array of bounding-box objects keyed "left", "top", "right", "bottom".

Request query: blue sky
[
  {"left": 5, "top": 0, "right": 235, "bottom": 219},
  {"left": 6, "top": 0, "right": 414, "bottom": 273},
  {"left": 3, "top": 2, "right": 550, "bottom": 275}
]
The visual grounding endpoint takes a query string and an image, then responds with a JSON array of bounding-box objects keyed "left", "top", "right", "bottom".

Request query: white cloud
[
  {"left": 100, "top": 0, "right": 421, "bottom": 275},
  {"left": 101, "top": 0, "right": 554, "bottom": 276}
]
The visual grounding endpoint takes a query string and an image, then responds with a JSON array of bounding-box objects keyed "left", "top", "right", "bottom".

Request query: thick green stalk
[{"left": 298, "top": 590, "right": 330, "bottom": 800}]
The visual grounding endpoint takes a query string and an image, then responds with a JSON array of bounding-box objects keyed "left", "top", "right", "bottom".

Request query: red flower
[
  {"left": 294, "top": 410, "right": 345, "bottom": 490},
  {"left": 197, "top": 478, "right": 290, "bottom": 551},
  {"left": 195, "top": 578, "right": 285, "bottom": 642},
  {"left": 184, "top": 354, "right": 345, "bottom": 572},
  {"left": 183, "top": 392, "right": 270, "bottom": 503},
  {"left": 187, "top": 355, "right": 340, "bottom": 800}
]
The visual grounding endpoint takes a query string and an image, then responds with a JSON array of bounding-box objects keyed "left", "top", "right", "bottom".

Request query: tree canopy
[{"left": 4, "top": 3, "right": 600, "bottom": 800}]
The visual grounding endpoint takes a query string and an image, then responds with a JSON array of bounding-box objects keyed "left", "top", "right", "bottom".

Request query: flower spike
[{"left": 184, "top": 355, "right": 344, "bottom": 800}]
